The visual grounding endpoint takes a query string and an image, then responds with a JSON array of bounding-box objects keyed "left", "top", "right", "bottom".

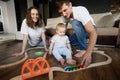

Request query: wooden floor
[{"left": 0, "top": 40, "right": 120, "bottom": 80}]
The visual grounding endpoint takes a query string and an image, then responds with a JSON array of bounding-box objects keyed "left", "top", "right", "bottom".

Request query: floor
[
  {"left": 0, "top": 40, "right": 120, "bottom": 80},
  {"left": 0, "top": 1, "right": 120, "bottom": 80}
]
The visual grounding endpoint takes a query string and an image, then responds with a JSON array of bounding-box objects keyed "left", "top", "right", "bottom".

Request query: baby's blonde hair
[{"left": 56, "top": 23, "right": 66, "bottom": 31}]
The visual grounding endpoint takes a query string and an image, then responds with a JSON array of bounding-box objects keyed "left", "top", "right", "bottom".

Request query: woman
[{"left": 13, "top": 6, "right": 49, "bottom": 56}]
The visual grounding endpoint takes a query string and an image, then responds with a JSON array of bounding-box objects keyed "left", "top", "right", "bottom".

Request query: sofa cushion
[
  {"left": 46, "top": 12, "right": 116, "bottom": 28},
  {"left": 45, "top": 17, "right": 72, "bottom": 29},
  {"left": 45, "top": 12, "right": 119, "bottom": 36}
]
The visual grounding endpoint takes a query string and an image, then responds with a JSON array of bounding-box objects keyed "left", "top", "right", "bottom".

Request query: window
[{"left": 0, "top": 6, "right": 4, "bottom": 33}]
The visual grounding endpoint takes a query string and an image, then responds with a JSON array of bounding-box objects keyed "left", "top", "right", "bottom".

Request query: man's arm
[
  {"left": 85, "top": 20, "right": 97, "bottom": 54},
  {"left": 81, "top": 20, "right": 97, "bottom": 67}
]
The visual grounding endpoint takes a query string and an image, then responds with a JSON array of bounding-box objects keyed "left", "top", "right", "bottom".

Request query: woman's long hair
[{"left": 26, "top": 6, "right": 42, "bottom": 28}]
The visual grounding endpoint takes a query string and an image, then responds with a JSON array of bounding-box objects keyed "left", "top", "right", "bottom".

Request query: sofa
[{"left": 45, "top": 12, "right": 120, "bottom": 46}]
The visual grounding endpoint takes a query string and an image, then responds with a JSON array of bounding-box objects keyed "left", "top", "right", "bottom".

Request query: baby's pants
[{"left": 52, "top": 47, "right": 72, "bottom": 61}]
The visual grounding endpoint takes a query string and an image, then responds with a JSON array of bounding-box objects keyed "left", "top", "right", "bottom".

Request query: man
[{"left": 55, "top": 0, "right": 97, "bottom": 67}]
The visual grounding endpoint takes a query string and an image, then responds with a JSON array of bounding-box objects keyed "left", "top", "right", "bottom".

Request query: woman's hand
[{"left": 12, "top": 52, "right": 24, "bottom": 57}]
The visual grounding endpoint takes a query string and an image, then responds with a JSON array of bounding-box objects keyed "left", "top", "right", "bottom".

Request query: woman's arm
[
  {"left": 41, "top": 32, "right": 48, "bottom": 51},
  {"left": 49, "top": 41, "right": 54, "bottom": 55},
  {"left": 21, "top": 34, "right": 28, "bottom": 54},
  {"left": 12, "top": 34, "right": 28, "bottom": 56}
]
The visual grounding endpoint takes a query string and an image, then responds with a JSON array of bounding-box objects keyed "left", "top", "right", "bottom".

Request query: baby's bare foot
[
  {"left": 67, "top": 59, "right": 76, "bottom": 65},
  {"left": 60, "top": 59, "right": 65, "bottom": 66}
]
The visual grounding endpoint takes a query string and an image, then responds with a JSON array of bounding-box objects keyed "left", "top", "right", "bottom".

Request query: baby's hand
[
  {"left": 71, "top": 50, "right": 73, "bottom": 55},
  {"left": 48, "top": 51, "right": 52, "bottom": 55}
]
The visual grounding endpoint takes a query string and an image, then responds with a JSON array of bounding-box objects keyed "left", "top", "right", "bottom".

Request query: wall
[{"left": 27, "top": 0, "right": 33, "bottom": 8}]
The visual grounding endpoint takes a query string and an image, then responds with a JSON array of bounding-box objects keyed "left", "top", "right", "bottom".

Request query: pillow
[{"left": 91, "top": 12, "right": 115, "bottom": 28}]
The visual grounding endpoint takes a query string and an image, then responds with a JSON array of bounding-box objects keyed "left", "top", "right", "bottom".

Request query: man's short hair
[{"left": 55, "top": 0, "right": 70, "bottom": 10}]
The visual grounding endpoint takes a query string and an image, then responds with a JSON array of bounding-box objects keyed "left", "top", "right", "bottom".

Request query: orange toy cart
[{"left": 21, "top": 57, "right": 50, "bottom": 80}]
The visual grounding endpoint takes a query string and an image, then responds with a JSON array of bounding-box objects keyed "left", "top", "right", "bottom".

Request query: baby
[{"left": 49, "top": 23, "right": 76, "bottom": 66}]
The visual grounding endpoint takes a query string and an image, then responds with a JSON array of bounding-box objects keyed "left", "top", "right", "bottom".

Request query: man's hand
[{"left": 81, "top": 53, "right": 92, "bottom": 68}]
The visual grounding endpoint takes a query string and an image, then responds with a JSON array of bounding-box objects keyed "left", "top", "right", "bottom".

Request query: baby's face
[{"left": 57, "top": 28, "right": 66, "bottom": 36}]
